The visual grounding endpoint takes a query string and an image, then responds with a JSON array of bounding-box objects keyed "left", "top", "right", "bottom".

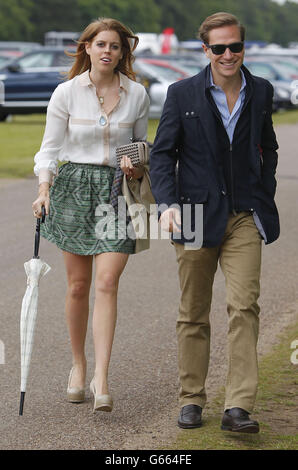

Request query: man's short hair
[{"left": 198, "top": 12, "right": 246, "bottom": 44}]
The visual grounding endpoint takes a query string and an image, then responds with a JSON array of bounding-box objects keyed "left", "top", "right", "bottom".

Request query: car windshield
[
  {"left": 273, "top": 61, "right": 298, "bottom": 78},
  {"left": 245, "top": 62, "right": 277, "bottom": 81},
  {"left": 0, "top": 56, "right": 12, "bottom": 67},
  {"left": 53, "top": 52, "right": 74, "bottom": 67},
  {"left": 170, "top": 60, "right": 201, "bottom": 75},
  {"left": 138, "top": 61, "right": 184, "bottom": 81},
  {"left": 17, "top": 52, "right": 54, "bottom": 68}
]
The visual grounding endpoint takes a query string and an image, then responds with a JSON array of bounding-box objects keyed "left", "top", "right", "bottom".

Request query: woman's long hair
[{"left": 66, "top": 18, "right": 139, "bottom": 81}]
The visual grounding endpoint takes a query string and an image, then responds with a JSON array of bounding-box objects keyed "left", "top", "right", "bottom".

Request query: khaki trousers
[{"left": 174, "top": 212, "right": 262, "bottom": 413}]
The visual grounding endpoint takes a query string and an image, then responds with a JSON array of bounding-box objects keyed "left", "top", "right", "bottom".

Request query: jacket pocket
[{"left": 179, "top": 188, "right": 208, "bottom": 204}]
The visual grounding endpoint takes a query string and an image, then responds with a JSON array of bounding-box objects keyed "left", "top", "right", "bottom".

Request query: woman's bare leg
[
  {"left": 93, "top": 252, "right": 129, "bottom": 395},
  {"left": 63, "top": 251, "right": 93, "bottom": 388}
]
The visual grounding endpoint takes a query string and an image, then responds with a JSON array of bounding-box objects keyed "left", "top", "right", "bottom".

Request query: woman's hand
[
  {"left": 32, "top": 182, "right": 50, "bottom": 218},
  {"left": 120, "top": 156, "right": 144, "bottom": 180}
]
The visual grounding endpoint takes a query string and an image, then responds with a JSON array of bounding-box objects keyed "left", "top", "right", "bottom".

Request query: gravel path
[{"left": 0, "top": 124, "right": 297, "bottom": 450}]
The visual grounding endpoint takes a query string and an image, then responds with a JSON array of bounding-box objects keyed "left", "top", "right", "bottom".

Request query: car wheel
[{"left": 0, "top": 112, "right": 9, "bottom": 122}]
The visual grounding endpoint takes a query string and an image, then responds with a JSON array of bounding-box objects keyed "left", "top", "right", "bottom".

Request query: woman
[{"left": 32, "top": 18, "right": 150, "bottom": 413}]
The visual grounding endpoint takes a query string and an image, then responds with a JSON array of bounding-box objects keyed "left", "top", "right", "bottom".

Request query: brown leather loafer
[
  {"left": 178, "top": 404, "right": 202, "bottom": 429},
  {"left": 221, "top": 407, "right": 259, "bottom": 433}
]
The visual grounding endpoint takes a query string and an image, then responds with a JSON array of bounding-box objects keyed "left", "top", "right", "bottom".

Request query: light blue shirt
[{"left": 209, "top": 69, "right": 246, "bottom": 143}]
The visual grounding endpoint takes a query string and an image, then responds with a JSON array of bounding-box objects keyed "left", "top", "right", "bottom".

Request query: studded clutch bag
[{"left": 116, "top": 141, "right": 149, "bottom": 168}]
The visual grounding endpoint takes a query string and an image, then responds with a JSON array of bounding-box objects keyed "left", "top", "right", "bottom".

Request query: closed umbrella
[{"left": 19, "top": 207, "right": 51, "bottom": 415}]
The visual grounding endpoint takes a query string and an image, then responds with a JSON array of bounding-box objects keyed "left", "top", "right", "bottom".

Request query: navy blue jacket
[{"left": 150, "top": 64, "right": 280, "bottom": 246}]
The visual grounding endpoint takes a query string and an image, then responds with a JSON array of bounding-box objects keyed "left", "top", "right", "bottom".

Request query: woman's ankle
[{"left": 93, "top": 372, "right": 109, "bottom": 395}]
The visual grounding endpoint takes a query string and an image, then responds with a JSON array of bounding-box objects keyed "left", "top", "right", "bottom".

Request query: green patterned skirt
[{"left": 40, "top": 162, "right": 135, "bottom": 255}]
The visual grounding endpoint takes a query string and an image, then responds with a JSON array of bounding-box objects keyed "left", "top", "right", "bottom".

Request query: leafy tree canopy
[{"left": 0, "top": 0, "right": 297, "bottom": 46}]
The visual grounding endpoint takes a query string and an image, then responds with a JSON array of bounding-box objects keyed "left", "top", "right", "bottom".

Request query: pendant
[
  {"left": 99, "top": 96, "right": 104, "bottom": 105},
  {"left": 99, "top": 115, "right": 107, "bottom": 126}
]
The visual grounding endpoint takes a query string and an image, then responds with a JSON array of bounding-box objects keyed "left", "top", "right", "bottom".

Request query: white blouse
[{"left": 34, "top": 70, "right": 150, "bottom": 183}]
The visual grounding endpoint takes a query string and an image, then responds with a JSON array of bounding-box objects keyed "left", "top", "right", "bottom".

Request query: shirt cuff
[{"left": 38, "top": 168, "right": 53, "bottom": 185}]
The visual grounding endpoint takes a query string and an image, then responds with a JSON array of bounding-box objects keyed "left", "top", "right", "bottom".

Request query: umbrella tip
[{"left": 19, "top": 391, "right": 25, "bottom": 416}]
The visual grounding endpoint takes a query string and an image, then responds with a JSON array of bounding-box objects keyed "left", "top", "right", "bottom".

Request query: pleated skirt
[{"left": 40, "top": 162, "right": 135, "bottom": 255}]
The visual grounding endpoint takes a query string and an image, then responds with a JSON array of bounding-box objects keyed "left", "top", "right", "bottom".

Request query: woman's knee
[
  {"left": 68, "top": 279, "right": 90, "bottom": 299},
  {"left": 95, "top": 271, "right": 119, "bottom": 296}
]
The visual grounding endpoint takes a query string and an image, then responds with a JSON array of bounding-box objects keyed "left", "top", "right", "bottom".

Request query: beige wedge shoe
[
  {"left": 67, "top": 366, "right": 85, "bottom": 403},
  {"left": 90, "top": 378, "right": 113, "bottom": 412}
]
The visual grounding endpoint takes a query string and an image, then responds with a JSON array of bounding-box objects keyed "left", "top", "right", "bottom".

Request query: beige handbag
[{"left": 116, "top": 141, "right": 149, "bottom": 167}]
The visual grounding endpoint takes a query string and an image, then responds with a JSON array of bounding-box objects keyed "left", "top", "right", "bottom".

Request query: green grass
[
  {"left": 0, "top": 114, "right": 46, "bottom": 178},
  {"left": 167, "top": 322, "right": 298, "bottom": 450},
  {"left": 0, "top": 109, "right": 297, "bottom": 179},
  {"left": 148, "top": 119, "right": 159, "bottom": 143},
  {"left": 273, "top": 108, "right": 298, "bottom": 126}
]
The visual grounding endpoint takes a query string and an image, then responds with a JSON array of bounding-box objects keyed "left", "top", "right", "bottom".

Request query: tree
[
  {"left": 77, "top": 0, "right": 161, "bottom": 33},
  {"left": 29, "top": 0, "right": 84, "bottom": 42},
  {"left": 0, "top": 0, "right": 34, "bottom": 41},
  {"left": 1, "top": 0, "right": 298, "bottom": 46}
]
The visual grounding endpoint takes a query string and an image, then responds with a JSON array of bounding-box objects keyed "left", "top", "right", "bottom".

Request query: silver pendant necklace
[
  {"left": 97, "top": 75, "right": 116, "bottom": 126},
  {"left": 99, "top": 115, "right": 107, "bottom": 126},
  {"left": 98, "top": 95, "right": 107, "bottom": 126}
]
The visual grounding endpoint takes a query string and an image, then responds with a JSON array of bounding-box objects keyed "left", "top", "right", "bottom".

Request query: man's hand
[{"left": 160, "top": 207, "right": 181, "bottom": 233}]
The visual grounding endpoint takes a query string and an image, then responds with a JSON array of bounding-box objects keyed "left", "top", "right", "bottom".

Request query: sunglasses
[{"left": 205, "top": 42, "right": 244, "bottom": 55}]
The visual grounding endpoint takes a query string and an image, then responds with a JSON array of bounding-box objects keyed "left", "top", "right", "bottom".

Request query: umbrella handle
[
  {"left": 19, "top": 391, "right": 25, "bottom": 416},
  {"left": 33, "top": 206, "right": 46, "bottom": 259}
]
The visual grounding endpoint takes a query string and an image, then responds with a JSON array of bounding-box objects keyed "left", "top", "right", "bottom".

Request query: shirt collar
[
  {"left": 78, "top": 69, "right": 128, "bottom": 92},
  {"left": 209, "top": 67, "right": 246, "bottom": 92}
]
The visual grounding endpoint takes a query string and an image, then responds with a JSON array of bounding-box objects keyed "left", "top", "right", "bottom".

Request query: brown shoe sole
[
  {"left": 178, "top": 421, "right": 202, "bottom": 429},
  {"left": 221, "top": 424, "right": 259, "bottom": 433}
]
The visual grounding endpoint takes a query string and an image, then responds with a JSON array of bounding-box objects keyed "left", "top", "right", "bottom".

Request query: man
[{"left": 150, "top": 12, "right": 279, "bottom": 433}]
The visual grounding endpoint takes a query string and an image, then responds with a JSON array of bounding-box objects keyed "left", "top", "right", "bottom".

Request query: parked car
[
  {"left": 245, "top": 46, "right": 298, "bottom": 61},
  {"left": 0, "top": 47, "right": 73, "bottom": 121},
  {"left": 44, "top": 31, "right": 79, "bottom": 47},
  {"left": 246, "top": 55, "right": 298, "bottom": 79},
  {"left": 134, "top": 58, "right": 190, "bottom": 118},
  {"left": 136, "top": 52, "right": 208, "bottom": 72},
  {"left": 165, "top": 59, "right": 202, "bottom": 76},
  {"left": 0, "top": 48, "right": 190, "bottom": 122},
  {"left": 0, "top": 41, "right": 42, "bottom": 58},
  {"left": 244, "top": 58, "right": 298, "bottom": 111},
  {"left": 136, "top": 57, "right": 190, "bottom": 81},
  {"left": 0, "top": 53, "right": 15, "bottom": 68}
]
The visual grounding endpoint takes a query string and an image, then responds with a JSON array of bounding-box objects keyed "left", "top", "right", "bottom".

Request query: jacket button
[
  {"left": 221, "top": 190, "right": 226, "bottom": 196},
  {"left": 185, "top": 112, "right": 189, "bottom": 116},
  {"left": 187, "top": 197, "right": 190, "bottom": 202}
]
